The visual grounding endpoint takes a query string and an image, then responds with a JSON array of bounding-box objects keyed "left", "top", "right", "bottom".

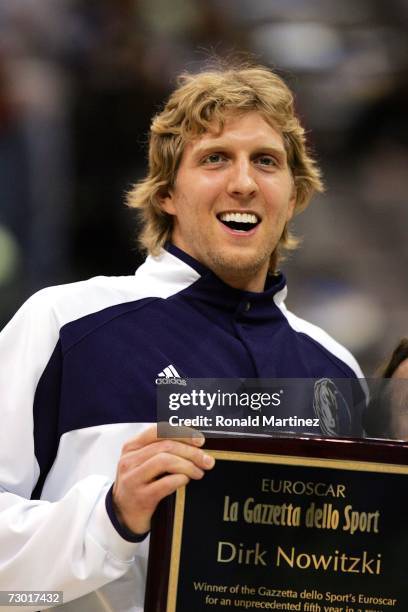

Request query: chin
[{"left": 208, "top": 249, "right": 268, "bottom": 277}]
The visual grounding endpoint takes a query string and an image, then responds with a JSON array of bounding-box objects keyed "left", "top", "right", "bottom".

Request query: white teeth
[{"left": 219, "top": 212, "right": 258, "bottom": 224}]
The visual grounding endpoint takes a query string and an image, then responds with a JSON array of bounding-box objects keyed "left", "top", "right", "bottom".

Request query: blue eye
[
  {"left": 204, "top": 153, "right": 224, "bottom": 164},
  {"left": 257, "top": 155, "right": 277, "bottom": 166}
]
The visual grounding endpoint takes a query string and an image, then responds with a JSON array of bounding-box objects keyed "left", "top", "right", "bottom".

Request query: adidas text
[{"left": 155, "top": 378, "right": 187, "bottom": 386}]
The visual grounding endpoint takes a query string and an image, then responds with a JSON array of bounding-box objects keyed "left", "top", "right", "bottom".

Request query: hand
[{"left": 112, "top": 424, "right": 215, "bottom": 535}]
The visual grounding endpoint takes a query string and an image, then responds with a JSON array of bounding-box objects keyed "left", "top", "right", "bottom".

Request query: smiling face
[{"left": 161, "top": 112, "right": 296, "bottom": 292}]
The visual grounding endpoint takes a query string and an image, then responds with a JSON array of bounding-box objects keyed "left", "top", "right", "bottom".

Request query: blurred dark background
[{"left": 0, "top": 0, "right": 407, "bottom": 374}]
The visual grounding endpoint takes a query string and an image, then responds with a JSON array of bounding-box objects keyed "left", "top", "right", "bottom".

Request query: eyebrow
[{"left": 192, "top": 142, "right": 287, "bottom": 159}]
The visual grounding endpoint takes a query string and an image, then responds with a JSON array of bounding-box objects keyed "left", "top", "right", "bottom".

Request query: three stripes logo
[
  {"left": 155, "top": 364, "right": 187, "bottom": 386},
  {"left": 158, "top": 364, "right": 180, "bottom": 378}
]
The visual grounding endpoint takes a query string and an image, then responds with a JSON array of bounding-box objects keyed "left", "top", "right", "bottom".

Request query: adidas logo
[
  {"left": 156, "top": 364, "right": 187, "bottom": 385},
  {"left": 157, "top": 364, "right": 181, "bottom": 378}
]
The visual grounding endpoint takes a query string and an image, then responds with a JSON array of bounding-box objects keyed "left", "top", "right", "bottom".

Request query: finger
[
  {"left": 146, "top": 473, "right": 191, "bottom": 505},
  {"left": 122, "top": 422, "right": 205, "bottom": 453},
  {"left": 124, "top": 453, "right": 206, "bottom": 485},
  {"left": 157, "top": 422, "right": 206, "bottom": 443},
  {"left": 120, "top": 439, "right": 215, "bottom": 472}
]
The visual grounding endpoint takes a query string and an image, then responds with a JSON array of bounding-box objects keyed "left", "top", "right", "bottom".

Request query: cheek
[
  {"left": 193, "top": 171, "right": 226, "bottom": 195},
  {"left": 263, "top": 174, "right": 291, "bottom": 195}
]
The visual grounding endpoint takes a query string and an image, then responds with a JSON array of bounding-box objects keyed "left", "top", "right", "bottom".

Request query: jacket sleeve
[{"left": 0, "top": 291, "right": 139, "bottom": 609}]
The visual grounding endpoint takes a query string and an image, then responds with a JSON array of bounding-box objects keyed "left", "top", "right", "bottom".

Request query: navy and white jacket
[{"left": 0, "top": 245, "right": 364, "bottom": 611}]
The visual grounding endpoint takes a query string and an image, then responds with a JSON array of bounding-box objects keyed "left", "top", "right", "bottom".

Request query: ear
[{"left": 158, "top": 188, "right": 176, "bottom": 215}]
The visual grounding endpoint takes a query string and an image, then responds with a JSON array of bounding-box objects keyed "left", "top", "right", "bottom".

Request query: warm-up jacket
[{"left": 0, "top": 244, "right": 364, "bottom": 611}]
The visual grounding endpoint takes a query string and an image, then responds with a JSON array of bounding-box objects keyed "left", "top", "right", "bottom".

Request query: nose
[{"left": 226, "top": 159, "right": 258, "bottom": 199}]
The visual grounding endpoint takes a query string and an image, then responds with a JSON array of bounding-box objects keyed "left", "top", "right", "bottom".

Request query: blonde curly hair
[{"left": 127, "top": 62, "right": 323, "bottom": 271}]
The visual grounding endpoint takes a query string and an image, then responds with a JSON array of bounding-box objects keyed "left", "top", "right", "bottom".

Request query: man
[
  {"left": 363, "top": 338, "right": 408, "bottom": 439},
  {"left": 0, "top": 63, "right": 363, "bottom": 611}
]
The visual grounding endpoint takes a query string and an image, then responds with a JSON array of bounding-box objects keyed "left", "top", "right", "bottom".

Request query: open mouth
[{"left": 217, "top": 212, "right": 260, "bottom": 233}]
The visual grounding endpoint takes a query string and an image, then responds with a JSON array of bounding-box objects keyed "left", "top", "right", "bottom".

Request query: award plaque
[{"left": 145, "top": 436, "right": 408, "bottom": 611}]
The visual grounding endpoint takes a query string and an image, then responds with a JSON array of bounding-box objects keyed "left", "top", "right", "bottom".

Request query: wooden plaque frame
[{"left": 145, "top": 435, "right": 408, "bottom": 612}]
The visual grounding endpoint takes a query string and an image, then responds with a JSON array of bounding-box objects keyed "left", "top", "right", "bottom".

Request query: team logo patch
[{"left": 313, "top": 378, "right": 351, "bottom": 436}]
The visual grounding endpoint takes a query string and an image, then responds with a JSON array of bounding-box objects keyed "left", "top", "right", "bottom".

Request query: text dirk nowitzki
[{"left": 215, "top": 491, "right": 382, "bottom": 575}]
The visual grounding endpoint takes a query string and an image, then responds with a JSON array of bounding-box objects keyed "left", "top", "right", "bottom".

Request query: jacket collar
[{"left": 163, "top": 243, "right": 288, "bottom": 318}]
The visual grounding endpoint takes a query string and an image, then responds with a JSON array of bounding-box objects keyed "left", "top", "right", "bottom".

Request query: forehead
[{"left": 183, "top": 111, "right": 286, "bottom": 155}]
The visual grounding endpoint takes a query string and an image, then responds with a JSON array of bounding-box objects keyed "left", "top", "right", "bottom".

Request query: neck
[{"left": 214, "top": 269, "right": 267, "bottom": 293}]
